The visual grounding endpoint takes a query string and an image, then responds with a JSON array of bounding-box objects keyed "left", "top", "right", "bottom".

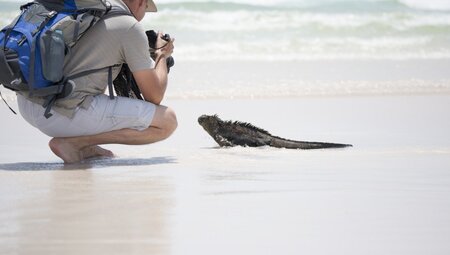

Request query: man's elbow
[
  {"left": 154, "top": 97, "right": 163, "bottom": 105},
  {"left": 145, "top": 93, "right": 164, "bottom": 105}
]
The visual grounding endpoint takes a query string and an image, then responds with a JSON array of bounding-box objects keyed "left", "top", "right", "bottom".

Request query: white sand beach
[{"left": 1, "top": 89, "right": 450, "bottom": 254}]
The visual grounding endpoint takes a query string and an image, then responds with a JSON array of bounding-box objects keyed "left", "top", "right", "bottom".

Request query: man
[{"left": 17, "top": 0, "right": 177, "bottom": 163}]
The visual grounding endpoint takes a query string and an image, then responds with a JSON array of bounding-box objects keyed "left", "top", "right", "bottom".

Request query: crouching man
[{"left": 17, "top": 0, "right": 177, "bottom": 163}]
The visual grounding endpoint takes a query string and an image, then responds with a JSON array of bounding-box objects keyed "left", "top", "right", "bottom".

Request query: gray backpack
[{"left": 0, "top": 0, "right": 129, "bottom": 118}]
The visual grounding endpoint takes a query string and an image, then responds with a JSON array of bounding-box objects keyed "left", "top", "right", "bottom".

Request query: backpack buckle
[
  {"left": 17, "top": 35, "right": 26, "bottom": 46},
  {"left": 11, "top": 78, "right": 22, "bottom": 86},
  {"left": 47, "top": 11, "right": 57, "bottom": 18}
]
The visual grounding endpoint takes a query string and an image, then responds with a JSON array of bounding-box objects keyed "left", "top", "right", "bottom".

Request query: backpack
[{"left": 0, "top": 0, "right": 128, "bottom": 118}]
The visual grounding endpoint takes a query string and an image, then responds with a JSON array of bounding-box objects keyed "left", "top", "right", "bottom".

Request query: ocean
[
  {"left": 1, "top": 0, "right": 450, "bottom": 60},
  {"left": 1, "top": 0, "right": 450, "bottom": 98},
  {"left": 150, "top": 0, "right": 450, "bottom": 60}
]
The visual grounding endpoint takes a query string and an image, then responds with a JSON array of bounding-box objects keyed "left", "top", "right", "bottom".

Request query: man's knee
[
  {"left": 163, "top": 107, "right": 178, "bottom": 137},
  {"left": 151, "top": 105, "right": 177, "bottom": 137}
]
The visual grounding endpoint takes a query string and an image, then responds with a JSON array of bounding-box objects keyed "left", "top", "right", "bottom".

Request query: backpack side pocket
[{"left": 40, "top": 29, "right": 65, "bottom": 83}]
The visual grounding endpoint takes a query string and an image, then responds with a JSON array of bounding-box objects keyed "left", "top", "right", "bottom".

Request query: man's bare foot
[
  {"left": 49, "top": 139, "right": 114, "bottom": 164},
  {"left": 49, "top": 138, "right": 83, "bottom": 163},
  {"left": 81, "top": 146, "right": 114, "bottom": 160}
]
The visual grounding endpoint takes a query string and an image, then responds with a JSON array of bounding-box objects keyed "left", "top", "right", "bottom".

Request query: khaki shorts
[{"left": 17, "top": 94, "right": 156, "bottom": 138}]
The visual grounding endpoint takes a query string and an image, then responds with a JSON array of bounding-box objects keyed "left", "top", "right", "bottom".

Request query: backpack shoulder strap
[
  {"left": 103, "top": 8, "right": 133, "bottom": 19},
  {"left": 67, "top": 64, "right": 121, "bottom": 100}
]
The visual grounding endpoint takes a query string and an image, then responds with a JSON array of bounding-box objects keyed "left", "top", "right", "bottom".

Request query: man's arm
[{"left": 132, "top": 35, "right": 174, "bottom": 105}]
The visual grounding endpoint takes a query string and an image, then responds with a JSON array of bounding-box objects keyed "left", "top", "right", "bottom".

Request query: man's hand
[
  {"left": 155, "top": 31, "right": 174, "bottom": 58},
  {"left": 132, "top": 32, "right": 174, "bottom": 105}
]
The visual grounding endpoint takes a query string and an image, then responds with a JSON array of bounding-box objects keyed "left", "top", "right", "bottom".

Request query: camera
[
  {"left": 146, "top": 30, "right": 175, "bottom": 73},
  {"left": 113, "top": 30, "right": 175, "bottom": 100}
]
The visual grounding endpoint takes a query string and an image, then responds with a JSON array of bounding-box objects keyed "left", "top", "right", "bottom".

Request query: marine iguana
[{"left": 198, "top": 115, "right": 352, "bottom": 149}]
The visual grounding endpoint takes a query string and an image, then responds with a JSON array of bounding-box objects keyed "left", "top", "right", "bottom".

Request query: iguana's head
[{"left": 198, "top": 114, "right": 222, "bottom": 135}]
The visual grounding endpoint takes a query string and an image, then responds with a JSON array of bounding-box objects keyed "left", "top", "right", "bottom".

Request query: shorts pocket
[
  {"left": 110, "top": 97, "right": 149, "bottom": 129},
  {"left": 89, "top": 94, "right": 114, "bottom": 121}
]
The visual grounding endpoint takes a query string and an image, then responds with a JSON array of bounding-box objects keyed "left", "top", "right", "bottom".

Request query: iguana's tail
[{"left": 270, "top": 137, "right": 352, "bottom": 149}]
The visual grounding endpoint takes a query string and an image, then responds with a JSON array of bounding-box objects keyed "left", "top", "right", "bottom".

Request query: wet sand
[{"left": 1, "top": 95, "right": 450, "bottom": 254}]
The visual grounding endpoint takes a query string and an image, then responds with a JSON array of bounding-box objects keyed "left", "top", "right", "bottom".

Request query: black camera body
[
  {"left": 113, "top": 30, "right": 175, "bottom": 99},
  {"left": 146, "top": 30, "right": 175, "bottom": 72}
]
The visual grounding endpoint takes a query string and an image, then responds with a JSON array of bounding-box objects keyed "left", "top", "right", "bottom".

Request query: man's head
[{"left": 123, "top": 0, "right": 157, "bottom": 21}]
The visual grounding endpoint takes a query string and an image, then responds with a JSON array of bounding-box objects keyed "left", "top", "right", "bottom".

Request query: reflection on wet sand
[{"left": 1, "top": 166, "right": 174, "bottom": 255}]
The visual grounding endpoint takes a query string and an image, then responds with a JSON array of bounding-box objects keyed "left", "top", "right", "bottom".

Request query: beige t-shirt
[{"left": 20, "top": 0, "right": 154, "bottom": 118}]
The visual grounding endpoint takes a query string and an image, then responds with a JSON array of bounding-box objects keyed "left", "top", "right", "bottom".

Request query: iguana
[{"left": 198, "top": 115, "right": 352, "bottom": 149}]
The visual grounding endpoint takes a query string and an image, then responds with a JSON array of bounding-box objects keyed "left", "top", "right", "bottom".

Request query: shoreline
[
  {"left": 143, "top": 58, "right": 450, "bottom": 99},
  {"left": 1, "top": 94, "right": 449, "bottom": 162},
  {"left": 1, "top": 58, "right": 450, "bottom": 102}
]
